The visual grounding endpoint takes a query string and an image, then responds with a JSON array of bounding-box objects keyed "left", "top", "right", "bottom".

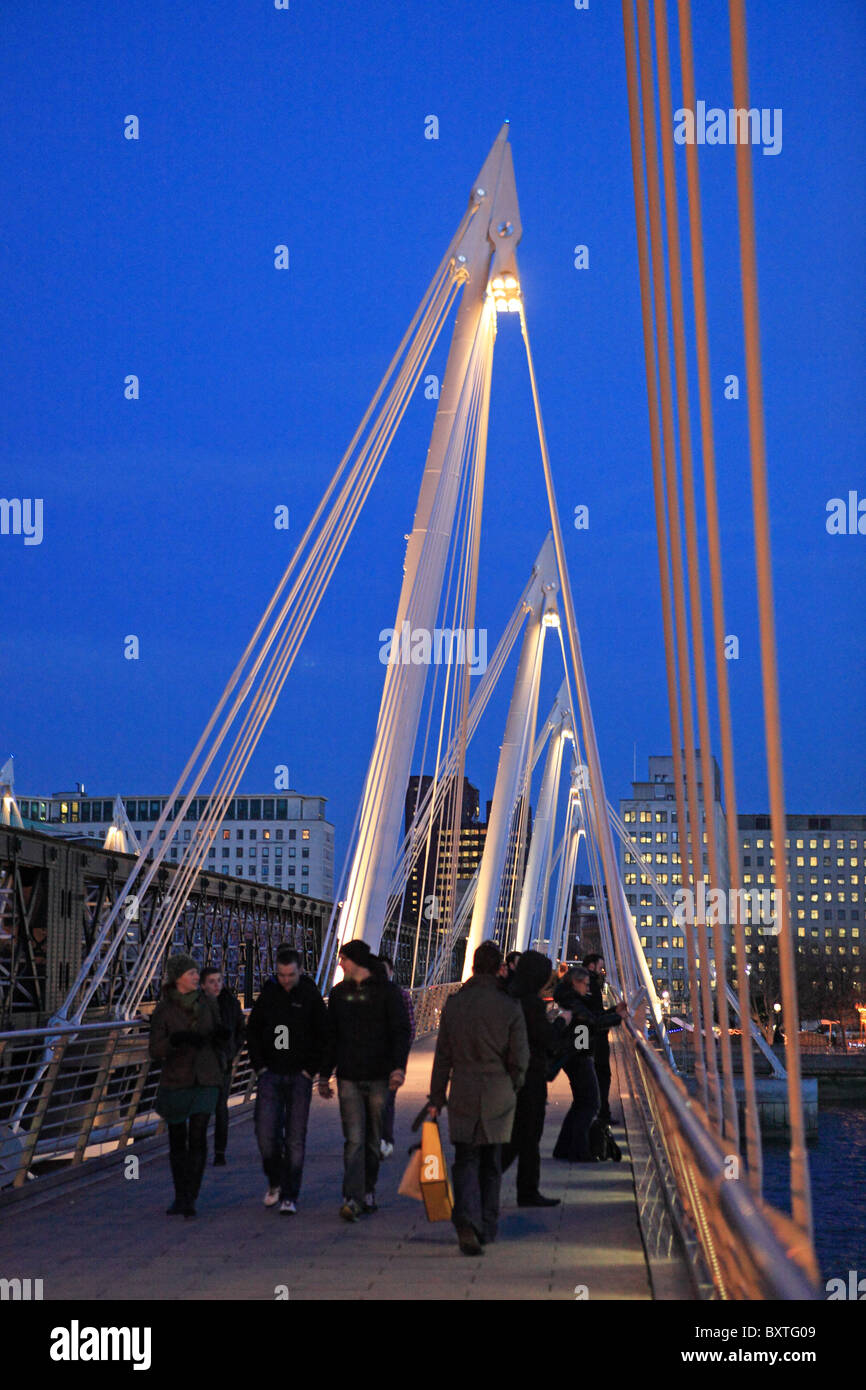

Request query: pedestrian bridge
[
  {"left": 0, "top": 1036, "right": 665, "bottom": 1302},
  {"left": 0, "top": 995, "right": 816, "bottom": 1300}
]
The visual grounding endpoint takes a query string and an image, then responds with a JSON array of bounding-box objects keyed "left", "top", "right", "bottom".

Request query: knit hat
[
  {"left": 338, "top": 939, "right": 374, "bottom": 967},
  {"left": 165, "top": 952, "right": 198, "bottom": 984}
]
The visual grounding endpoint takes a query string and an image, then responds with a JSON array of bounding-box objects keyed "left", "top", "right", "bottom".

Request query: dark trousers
[
  {"left": 381, "top": 1085, "right": 396, "bottom": 1146},
  {"left": 168, "top": 1112, "right": 209, "bottom": 1208},
  {"left": 337, "top": 1078, "right": 388, "bottom": 1205},
  {"left": 213, "top": 1072, "right": 231, "bottom": 1157},
  {"left": 254, "top": 1069, "right": 313, "bottom": 1201},
  {"left": 595, "top": 1038, "right": 612, "bottom": 1123},
  {"left": 553, "top": 1058, "right": 600, "bottom": 1161},
  {"left": 502, "top": 1075, "right": 547, "bottom": 1199},
  {"left": 452, "top": 1143, "right": 502, "bottom": 1242}
]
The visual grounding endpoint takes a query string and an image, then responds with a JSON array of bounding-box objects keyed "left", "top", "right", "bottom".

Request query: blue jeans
[
  {"left": 337, "top": 1078, "right": 388, "bottom": 1205},
  {"left": 254, "top": 1070, "right": 313, "bottom": 1201}
]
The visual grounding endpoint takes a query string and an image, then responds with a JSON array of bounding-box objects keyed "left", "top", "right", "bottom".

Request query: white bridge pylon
[{"left": 55, "top": 124, "right": 659, "bottom": 1047}]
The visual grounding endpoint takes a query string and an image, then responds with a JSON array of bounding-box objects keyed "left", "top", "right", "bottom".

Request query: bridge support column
[
  {"left": 462, "top": 543, "right": 556, "bottom": 978},
  {"left": 334, "top": 125, "right": 521, "bottom": 956},
  {"left": 514, "top": 706, "right": 568, "bottom": 954}
]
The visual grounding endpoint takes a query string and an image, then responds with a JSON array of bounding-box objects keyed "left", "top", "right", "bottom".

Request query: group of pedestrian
[
  {"left": 149, "top": 937, "right": 626, "bottom": 1257},
  {"left": 148, "top": 940, "right": 412, "bottom": 1222}
]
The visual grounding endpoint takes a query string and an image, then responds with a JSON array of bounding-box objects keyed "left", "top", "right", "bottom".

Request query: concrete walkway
[{"left": 0, "top": 1037, "right": 653, "bottom": 1301}]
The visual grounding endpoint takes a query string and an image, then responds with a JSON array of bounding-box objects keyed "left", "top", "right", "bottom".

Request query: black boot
[
  {"left": 186, "top": 1148, "right": 207, "bottom": 1217},
  {"left": 167, "top": 1152, "right": 187, "bottom": 1215}
]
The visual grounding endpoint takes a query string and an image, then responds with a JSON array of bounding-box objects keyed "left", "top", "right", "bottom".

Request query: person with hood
[
  {"left": 501, "top": 950, "right": 561, "bottom": 1208},
  {"left": 246, "top": 944, "right": 327, "bottom": 1214},
  {"left": 552, "top": 964, "right": 627, "bottom": 1162},
  {"left": 149, "top": 953, "right": 225, "bottom": 1218},
  {"left": 427, "top": 940, "right": 529, "bottom": 1256}
]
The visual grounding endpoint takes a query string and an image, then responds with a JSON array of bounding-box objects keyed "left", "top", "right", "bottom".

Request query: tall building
[
  {"left": 565, "top": 883, "right": 601, "bottom": 961},
  {"left": 738, "top": 813, "right": 865, "bottom": 1012},
  {"left": 17, "top": 787, "right": 335, "bottom": 901},
  {"left": 619, "top": 753, "right": 729, "bottom": 1005},
  {"left": 403, "top": 776, "right": 487, "bottom": 927}
]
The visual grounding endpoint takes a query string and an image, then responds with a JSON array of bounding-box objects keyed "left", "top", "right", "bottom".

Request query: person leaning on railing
[
  {"left": 148, "top": 953, "right": 228, "bottom": 1218},
  {"left": 551, "top": 964, "right": 627, "bottom": 1163}
]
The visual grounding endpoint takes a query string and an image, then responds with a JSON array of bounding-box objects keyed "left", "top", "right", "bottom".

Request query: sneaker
[
  {"left": 339, "top": 1198, "right": 363, "bottom": 1223},
  {"left": 279, "top": 1199, "right": 297, "bottom": 1215},
  {"left": 361, "top": 1193, "right": 378, "bottom": 1215},
  {"left": 263, "top": 1186, "right": 281, "bottom": 1207},
  {"left": 214, "top": 1153, "right": 227, "bottom": 1167},
  {"left": 379, "top": 1140, "right": 394, "bottom": 1159}
]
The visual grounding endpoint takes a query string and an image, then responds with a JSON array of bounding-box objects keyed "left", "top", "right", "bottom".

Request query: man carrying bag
[{"left": 426, "top": 940, "right": 529, "bottom": 1257}]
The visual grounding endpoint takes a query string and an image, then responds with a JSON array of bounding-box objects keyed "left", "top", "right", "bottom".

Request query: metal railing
[
  {"left": 616, "top": 1022, "right": 821, "bottom": 1300},
  {"left": 0, "top": 983, "right": 460, "bottom": 1192}
]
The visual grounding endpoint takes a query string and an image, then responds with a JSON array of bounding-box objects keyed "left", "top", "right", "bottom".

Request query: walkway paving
[{"left": 0, "top": 1037, "right": 653, "bottom": 1301}]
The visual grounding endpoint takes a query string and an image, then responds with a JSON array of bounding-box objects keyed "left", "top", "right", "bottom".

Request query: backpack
[{"left": 589, "top": 1118, "right": 622, "bottom": 1162}]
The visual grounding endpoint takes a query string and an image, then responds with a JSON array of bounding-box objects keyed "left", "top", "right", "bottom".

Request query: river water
[{"left": 761, "top": 1103, "right": 866, "bottom": 1285}]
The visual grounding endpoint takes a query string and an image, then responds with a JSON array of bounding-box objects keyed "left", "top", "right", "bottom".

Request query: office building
[{"left": 17, "top": 786, "right": 335, "bottom": 901}]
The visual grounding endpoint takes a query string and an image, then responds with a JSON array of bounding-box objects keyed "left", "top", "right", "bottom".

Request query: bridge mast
[{"left": 336, "top": 124, "right": 521, "bottom": 953}]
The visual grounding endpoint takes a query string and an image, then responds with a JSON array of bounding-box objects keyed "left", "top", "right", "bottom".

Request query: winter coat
[
  {"left": 246, "top": 975, "right": 327, "bottom": 1077},
  {"left": 517, "top": 993, "right": 559, "bottom": 1085},
  {"left": 586, "top": 973, "right": 612, "bottom": 1065},
  {"left": 215, "top": 986, "right": 245, "bottom": 1072},
  {"left": 149, "top": 986, "right": 224, "bottom": 1089},
  {"left": 429, "top": 973, "right": 529, "bottom": 1145},
  {"left": 320, "top": 977, "right": 412, "bottom": 1082},
  {"left": 552, "top": 979, "right": 622, "bottom": 1077}
]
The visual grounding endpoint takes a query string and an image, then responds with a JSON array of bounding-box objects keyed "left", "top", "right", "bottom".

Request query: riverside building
[{"left": 17, "top": 786, "right": 334, "bottom": 900}]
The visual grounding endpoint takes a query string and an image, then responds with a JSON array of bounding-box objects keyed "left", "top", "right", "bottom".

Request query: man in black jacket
[
  {"left": 318, "top": 940, "right": 411, "bottom": 1222},
  {"left": 583, "top": 953, "right": 615, "bottom": 1124},
  {"left": 247, "top": 944, "right": 327, "bottom": 1214},
  {"left": 201, "top": 966, "right": 245, "bottom": 1166}
]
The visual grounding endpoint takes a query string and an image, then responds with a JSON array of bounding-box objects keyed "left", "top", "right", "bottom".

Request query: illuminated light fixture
[
  {"left": 541, "top": 610, "right": 561, "bottom": 628},
  {"left": 488, "top": 275, "right": 522, "bottom": 314}
]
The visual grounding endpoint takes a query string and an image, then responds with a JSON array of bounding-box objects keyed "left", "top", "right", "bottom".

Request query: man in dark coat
[
  {"left": 428, "top": 940, "right": 529, "bottom": 1256},
  {"left": 583, "top": 953, "right": 614, "bottom": 1124},
  {"left": 200, "top": 965, "right": 245, "bottom": 1166},
  {"left": 247, "top": 944, "right": 327, "bottom": 1213},
  {"left": 318, "top": 940, "right": 412, "bottom": 1222}
]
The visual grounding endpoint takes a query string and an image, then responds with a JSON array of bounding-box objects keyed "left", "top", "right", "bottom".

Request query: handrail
[{"left": 621, "top": 1019, "right": 819, "bottom": 1300}]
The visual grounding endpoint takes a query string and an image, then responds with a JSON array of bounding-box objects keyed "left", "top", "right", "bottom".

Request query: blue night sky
[{"left": 2, "top": 1, "right": 863, "bottom": 870}]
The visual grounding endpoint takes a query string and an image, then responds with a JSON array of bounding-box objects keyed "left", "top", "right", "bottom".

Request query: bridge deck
[{"left": 0, "top": 1037, "right": 657, "bottom": 1301}]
